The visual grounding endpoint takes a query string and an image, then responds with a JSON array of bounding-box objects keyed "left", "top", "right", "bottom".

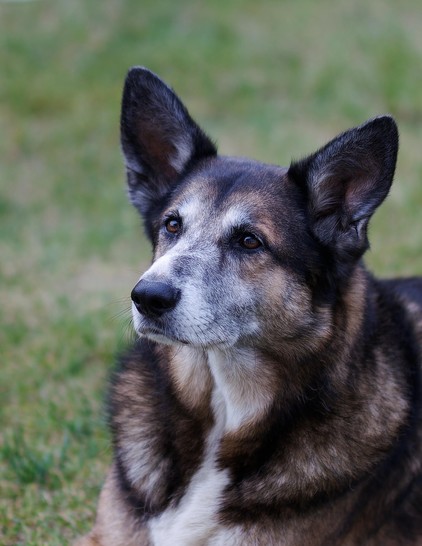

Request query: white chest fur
[
  {"left": 147, "top": 387, "right": 229, "bottom": 546},
  {"left": 148, "top": 347, "right": 274, "bottom": 545}
]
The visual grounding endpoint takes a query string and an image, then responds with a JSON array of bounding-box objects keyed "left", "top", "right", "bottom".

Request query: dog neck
[
  {"left": 168, "top": 345, "right": 280, "bottom": 433},
  {"left": 207, "top": 347, "right": 278, "bottom": 432}
]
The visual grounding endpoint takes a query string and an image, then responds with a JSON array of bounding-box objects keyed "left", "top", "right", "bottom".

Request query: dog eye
[
  {"left": 239, "top": 233, "right": 262, "bottom": 250},
  {"left": 165, "top": 217, "right": 182, "bottom": 234}
]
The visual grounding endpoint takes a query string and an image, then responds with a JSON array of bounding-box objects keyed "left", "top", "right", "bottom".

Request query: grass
[{"left": 1, "top": 0, "right": 422, "bottom": 543}]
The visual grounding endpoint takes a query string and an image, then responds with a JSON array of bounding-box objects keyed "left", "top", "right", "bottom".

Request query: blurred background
[{"left": 1, "top": 0, "right": 421, "bottom": 543}]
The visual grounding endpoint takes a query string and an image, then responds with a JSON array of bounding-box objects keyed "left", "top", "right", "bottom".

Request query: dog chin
[
  {"left": 133, "top": 314, "right": 240, "bottom": 349},
  {"left": 137, "top": 327, "right": 240, "bottom": 351},
  {"left": 136, "top": 328, "right": 185, "bottom": 346}
]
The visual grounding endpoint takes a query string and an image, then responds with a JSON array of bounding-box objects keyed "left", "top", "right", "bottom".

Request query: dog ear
[
  {"left": 288, "top": 116, "right": 398, "bottom": 261},
  {"left": 120, "top": 67, "right": 217, "bottom": 218}
]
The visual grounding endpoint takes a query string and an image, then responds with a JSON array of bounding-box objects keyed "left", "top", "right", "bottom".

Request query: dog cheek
[
  {"left": 226, "top": 278, "right": 262, "bottom": 337},
  {"left": 258, "top": 271, "right": 314, "bottom": 336},
  {"left": 195, "top": 272, "right": 255, "bottom": 340}
]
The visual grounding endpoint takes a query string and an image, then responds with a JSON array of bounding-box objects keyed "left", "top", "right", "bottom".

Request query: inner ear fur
[{"left": 288, "top": 116, "right": 398, "bottom": 260}]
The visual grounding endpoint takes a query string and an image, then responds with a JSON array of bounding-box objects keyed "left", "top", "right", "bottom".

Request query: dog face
[
  {"left": 131, "top": 157, "right": 326, "bottom": 351},
  {"left": 121, "top": 68, "right": 398, "bottom": 356}
]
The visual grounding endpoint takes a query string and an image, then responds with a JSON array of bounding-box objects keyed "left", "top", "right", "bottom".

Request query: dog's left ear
[
  {"left": 120, "top": 67, "right": 217, "bottom": 220},
  {"left": 288, "top": 116, "right": 398, "bottom": 260}
]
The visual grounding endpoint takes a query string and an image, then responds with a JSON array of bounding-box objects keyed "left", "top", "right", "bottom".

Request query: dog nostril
[
  {"left": 131, "top": 280, "right": 181, "bottom": 318},
  {"left": 131, "top": 290, "right": 142, "bottom": 305}
]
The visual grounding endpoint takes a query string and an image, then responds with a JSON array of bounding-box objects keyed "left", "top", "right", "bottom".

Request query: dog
[{"left": 76, "top": 67, "right": 422, "bottom": 546}]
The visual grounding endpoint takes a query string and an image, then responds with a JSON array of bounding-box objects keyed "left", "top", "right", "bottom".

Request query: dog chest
[
  {"left": 147, "top": 461, "right": 230, "bottom": 546},
  {"left": 147, "top": 387, "right": 231, "bottom": 546}
]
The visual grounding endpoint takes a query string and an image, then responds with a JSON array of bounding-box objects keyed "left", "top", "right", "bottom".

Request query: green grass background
[{"left": 1, "top": 0, "right": 421, "bottom": 543}]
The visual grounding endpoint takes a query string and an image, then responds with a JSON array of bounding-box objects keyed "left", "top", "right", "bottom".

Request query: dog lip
[
  {"left": 140, "top": 325, "right": 189, "bottom": 345},
  {"left": 139, "top": 325, "right": 229, "bottom": 349}
]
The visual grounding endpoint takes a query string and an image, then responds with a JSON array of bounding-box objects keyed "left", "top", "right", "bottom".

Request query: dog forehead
[
  {"left": 177, "top": 191, "right": 253, "bottom": 226},
  {"left": 173, "top": 157, "right": 291, "bottom": 227}
]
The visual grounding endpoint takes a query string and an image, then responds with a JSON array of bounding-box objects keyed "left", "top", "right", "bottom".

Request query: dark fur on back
[{"left": 76, "top": 68, "right": 422, "bottom": 546}]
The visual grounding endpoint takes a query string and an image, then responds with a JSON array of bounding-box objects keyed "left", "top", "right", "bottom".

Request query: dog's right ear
[{"left": 120, "top": 67, "right": 217, "bottom": 224}]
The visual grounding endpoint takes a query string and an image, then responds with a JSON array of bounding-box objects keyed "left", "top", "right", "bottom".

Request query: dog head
[{"left": 121, "top": 67, "right": 398, "bottom": 354}]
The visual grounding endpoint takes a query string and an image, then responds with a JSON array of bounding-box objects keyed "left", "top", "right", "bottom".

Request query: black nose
[{"left": 131, "top": 280, "right": 181, "bottom": 318}]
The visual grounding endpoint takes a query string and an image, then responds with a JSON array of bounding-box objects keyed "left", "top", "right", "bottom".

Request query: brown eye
[
  {"left": 239, "top": 233, "right": 262, "bottom": 250},
  {"left": 165, "top": 217, "right": 181, "bottom": 234}
]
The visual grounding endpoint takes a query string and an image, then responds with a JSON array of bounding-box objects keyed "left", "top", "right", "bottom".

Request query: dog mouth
[
  {"left": 136, "top": 321, "right": 238, "bottom": 349},
  {"left": 132, "top": 302, "right": 240, "bottom": 349},
  {"left": 136, "top": 323, "right": 190, "bottom": 346}
]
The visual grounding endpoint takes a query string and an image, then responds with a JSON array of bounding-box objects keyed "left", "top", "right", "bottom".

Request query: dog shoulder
[
  {"left": 74, "top": 464, "right": 151, "bottom": 546},
  {"left": 108, "top": 341, "right": 212, "bottom": 517}
]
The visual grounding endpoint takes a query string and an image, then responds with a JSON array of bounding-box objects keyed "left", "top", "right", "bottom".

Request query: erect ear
[
  {"left": 288, "top": 116, "right": 398, "bottom": 261},
  {"left": 120, "top": 67, "right": 217, "bottom": 218}
]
